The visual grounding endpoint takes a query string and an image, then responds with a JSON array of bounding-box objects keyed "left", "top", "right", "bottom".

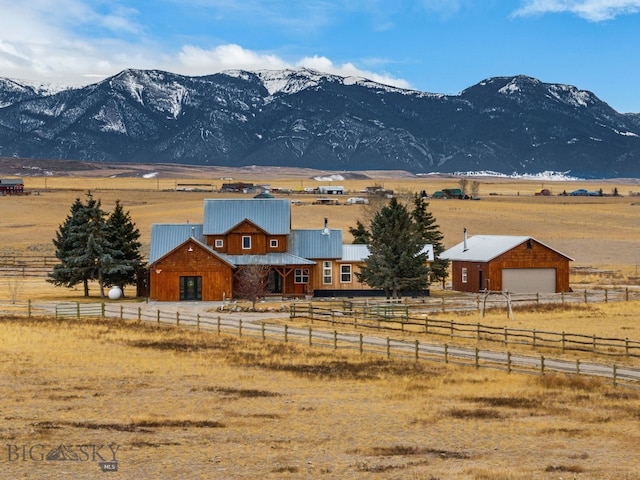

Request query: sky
[{"left": 1, "top": 1, "right": 640, "bottom": 113}]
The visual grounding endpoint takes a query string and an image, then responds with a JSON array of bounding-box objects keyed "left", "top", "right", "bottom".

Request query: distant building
[
  {"left": 318, "top": 185, "right": 344, "bottom": 195},
  {"left": 0, "top": 178, "right": 24, "bottom": 195}
]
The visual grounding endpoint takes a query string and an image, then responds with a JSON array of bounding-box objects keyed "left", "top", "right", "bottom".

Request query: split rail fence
[{"left": 4, "top": 300, "right": 638, "bottom": 388}]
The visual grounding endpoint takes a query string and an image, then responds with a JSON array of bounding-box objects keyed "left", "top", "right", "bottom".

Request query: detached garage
[{"left": 440, "top": 233, "right": 573, "bottom": 293}]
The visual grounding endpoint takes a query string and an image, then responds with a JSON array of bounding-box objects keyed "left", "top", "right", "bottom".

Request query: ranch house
[
  {"left": 440, "top": 232, "right": 573, "bottom": 293},
  {"left": 147, "top": 198, "right": 434, "bottom": 301},
  {"left": 0, "top": 178, "right": 24, "bottom": 195}
]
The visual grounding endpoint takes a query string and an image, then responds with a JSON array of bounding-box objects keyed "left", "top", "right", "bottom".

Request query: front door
[{"left": 180, "top": 276, "right": 202, "bottom": 301}]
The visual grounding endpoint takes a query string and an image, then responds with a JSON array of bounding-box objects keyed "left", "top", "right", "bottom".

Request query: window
[
  {"left": 323, "top": 261, "right": 332, "bottom": 284},
  {"left": 270, "top": 239, "right": 278, "bottom": 248},
  {"left": 340, "top": 264, "right": 352, "bottom": 283},
  {"left": 461, "top": 267, "right": 468, "bottom": 283},
  {"left": 214, "top": 239, "right": 223, "bottom": 248},
  {"left": 294, "top": 268, "right": 309, "bottom": 284},
  {"left": 242, "top": 236, "right": 251, "bottom": 250}
]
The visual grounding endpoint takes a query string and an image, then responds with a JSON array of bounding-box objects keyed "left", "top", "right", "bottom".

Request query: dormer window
[
  {"left": 270, "top": 239, "right": 278, "bottom": 248},
  {"left": 215, "top": 239, "right": 223, "bottom": 248},
  {"left": 242, "top": 236, "right": 251, "bottom": 250}
]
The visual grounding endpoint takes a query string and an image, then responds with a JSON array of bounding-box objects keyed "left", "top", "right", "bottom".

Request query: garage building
[{"left": 440, "top": 233, "right": 573, "bottom": 293}]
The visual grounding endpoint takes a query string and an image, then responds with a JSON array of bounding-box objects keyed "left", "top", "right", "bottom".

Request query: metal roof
[
  {"left": 440, "top": 235, "right": 573, "bottom": 262},
  {"left": 148, "top": 224, "right": 204, "bottom": 264},
  {"left": 218, "top": 253, "right": 315, "bottom": 266},
  {"left": 340, "top": 244, "right": 370, "bottom": 262},
  {"left": 288, "top": 229, "right": 343, "bottom": 259},
  {"left": 203, "top": 198, "right": 291, "bottom": 235}
]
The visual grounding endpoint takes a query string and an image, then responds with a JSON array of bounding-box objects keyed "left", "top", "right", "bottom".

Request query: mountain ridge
[{"left": 0, "top": 68, "right": 638, "bottom": 178}]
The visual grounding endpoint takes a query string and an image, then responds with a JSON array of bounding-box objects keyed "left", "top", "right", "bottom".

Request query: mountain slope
[{"left": 0, "top": 69, "right": 638, "bottom": 178}]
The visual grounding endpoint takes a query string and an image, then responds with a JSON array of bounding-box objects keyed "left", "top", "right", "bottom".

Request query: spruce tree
[
  {"left": 49, "top": 197, "right": 85, "bottom": 290},
  {"left": 348, "top": 220, "right": 371, "bottom": 244},
  {"left": 103, "top": 200, "right": 143, "bottom": 296},
  {"left": 411, "top": 194, "right": 449, "bottom": 285},
  {"left": 356, "top": 197, "right": 429, "bottom": 298}
]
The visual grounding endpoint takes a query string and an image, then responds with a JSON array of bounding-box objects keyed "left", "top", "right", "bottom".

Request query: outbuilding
[{"left": 440, "top": 232, "right": 573, "bottom": 293}]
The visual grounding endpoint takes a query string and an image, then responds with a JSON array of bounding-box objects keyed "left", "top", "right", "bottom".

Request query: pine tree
[
  {"left": 356, "top": 197, "right": 429, "bottom": 298},
  {"left": 49, "top": 197, "right": 85, "bottom": 290},
  {"left": 411, "top": 194, "right": 449, "bottom": 285},
  {"left": 348, "top": 220, "right": 371, "bottom": 244},
  {"left": 103, "top": 200, "right": 143, "bottom": 296}
]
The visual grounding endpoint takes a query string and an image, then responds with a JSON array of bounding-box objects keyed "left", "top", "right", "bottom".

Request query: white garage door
[{"left": 502, "top": 268, "right": 556, "bottom": 293}]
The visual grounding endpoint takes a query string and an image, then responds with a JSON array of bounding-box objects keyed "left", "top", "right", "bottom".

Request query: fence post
[
  {"left": 28, "top": 299, "right": 31, "bottom": 318},
  {"left": 540, "top": 355, "right": 545, "bottom": 375},
  {"left": 359, "top": 333, "right": 363, "bottom": 355},
  {"left": 576, "top": 359, "right": 580, "bottom": 374},
  {"left": 476, "top": 323, "right": 480, "bottom": 341},
  {"left": 593, "top": 334, "right": 596, "bottom": 353},
  {"left": 176, "top": 312, "right": 180, "bottom": 326},
  {"left": 120, "top": 305, "right": 123, "bottom": 320},
  {"left": 450, "top": 320, "right": 454, "bottom": 338},
  {"left": 561, "top": 292, "right": 565, "bottom": 304},
  {"left": 197, "top": 314, "right": 200, "bottom": 330},
  {"left": 284, "top": 324, "right": 288, "bottom": 342},
  {"left": 334, "top": 331, "right": 338, "bottom": 350},
  {"left": 444, "top": 344, "right": 448, "bottom": 364},
  {"left": 386, "top": 337, "right": 390, "bottom": 358},
  {"left": 217, "top": 316, "right": 221, "bottom": 335},
  {"left": 536, "top": 293, "right": 539, "bottom": 304},
  {"left": 625, "top": 338, "right": 629, "bottom": 357},
  {"left": 605, "top": 289, "right": 608, "bottom": 303},
  {"left": 157, "top": 309, "right": 160, "bottom": 325},
  {"left": 138, "top": 307, "right": 141, "bottom": 322},
  {"left": 441, "top": 297, "right": 445, "bottom": 313},
  {"left": 503, "top": 326, "right": 508, "bottom": 346},
  {"left": 261, "top": 323, "right": 265, "bottom": 341},
  {"left": 424, "top": 317, "right": 429, "bottom": 334},
  {"left": 533, "top": 329, "right": 536, "bottom": 348},
  {"left": 309, "top": 303, "right": 314, "bottom": 323},
  {"left": 76, "top": 302, "right": 80, "bottom": 318},
  {"left": 584, "top": 290, "right": 588, "bottom": 304},
  {"left": 613, "top": 364, "right": 617, "bottom": 387},
  {"left": 507, "top": 351, "right": 511, "bottom": 374},
  {"left": 626, "top": 288, "right": 629, "bottom": 301},
  {"left": 239, "top": 319, "right": 243, "bottom": 337},
  {"left": 308, "top": 327, "right": 312, "bottom": 346},
  {"left": 290, "top": 303, "right": 295, "bottom": 319},
  {"left": 415, "top": 340, "right": 419, "bottom": 362},
  {"left": 475, "top": 348, "right": 479, "bottom": 369},
  {"left": 562, "top": 332, "right": 565, "bottom": 352}
]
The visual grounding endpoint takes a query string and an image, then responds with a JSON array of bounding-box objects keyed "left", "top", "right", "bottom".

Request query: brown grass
[{"left": 2, "top": 314, "right": 640, "bottom": 479}]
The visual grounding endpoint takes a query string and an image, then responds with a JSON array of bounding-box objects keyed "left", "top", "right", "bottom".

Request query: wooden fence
[
  {"left": 2, "top": 300, "right": 638, "bottom": 388},
  {"left": 290, "top": 302, "right": 640, "bottom": 359}
]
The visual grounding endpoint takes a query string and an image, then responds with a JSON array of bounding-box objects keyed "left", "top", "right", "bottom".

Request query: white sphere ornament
[{"left": 108, "top": 286, "right": 122, "bottom": 300}]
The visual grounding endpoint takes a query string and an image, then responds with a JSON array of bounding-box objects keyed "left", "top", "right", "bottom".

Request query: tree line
[{"left": 48, "top": 192, "right": 143, "bottom": 297}]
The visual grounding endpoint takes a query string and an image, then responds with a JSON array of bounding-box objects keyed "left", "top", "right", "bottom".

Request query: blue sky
[{"left": 1, "top": 1, "right": 639, "bottom": 112}]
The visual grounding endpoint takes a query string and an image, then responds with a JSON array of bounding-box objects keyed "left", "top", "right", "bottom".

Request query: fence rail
[
  {"left": 290, "top": 302, "right": 640, "bottom": 359},
  {"left": 2, "top": 300, "right": 637, "bottom": 388}
]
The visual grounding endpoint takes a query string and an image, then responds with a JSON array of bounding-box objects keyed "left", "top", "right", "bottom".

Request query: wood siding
[
  {"left": 206, "top": 221, "right": 288, "bottom": 255},
  {"left": 450, "top": 240, "right": 570, "bottom": 293},
  {"left": 149, "top": 240, "right": 233, "bottom": 301},
  {"left": 310, "top": 261, "right": 369, "bottom": 293}
]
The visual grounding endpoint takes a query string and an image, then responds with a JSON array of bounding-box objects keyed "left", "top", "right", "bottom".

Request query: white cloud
[{"left": 513, "top": 0, "right": 640, "bottom": 21}]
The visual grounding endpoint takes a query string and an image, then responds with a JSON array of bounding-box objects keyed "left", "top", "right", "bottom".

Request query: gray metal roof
[
  {"left": 288, "top": 229, "right": 343, "bottom": 259},
  {"left": 340, "top": 244, "right": 370, "bottom": 262},
  {"left": 148, "top": 223, "right": 204, "bottom": 264},
  {"left": 218, "top": 253, "right": 315, "bottom": 266},
  {"left": 203, "top": 198, "right": 291, "bottom": 235},
  {"left": 440, "top": 235, "right": 573, "bottom": 262}
]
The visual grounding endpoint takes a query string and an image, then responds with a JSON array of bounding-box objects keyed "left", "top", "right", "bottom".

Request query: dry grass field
[
  {"left": 2, "top": 166, "right": 640, "bottom": 478},
  {"left": 2, "top": 314, "right": 640, "bottom": 479}
]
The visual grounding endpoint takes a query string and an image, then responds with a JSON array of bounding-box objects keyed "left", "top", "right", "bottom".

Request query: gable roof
[
  {"left": 203, "top": 198, "right": 291, "bottom": 235},
  {"left": 288, "top": 229, "right": 343, "bottom": 259},
  {"left": 148, "top": 224, "right": 204, "bottom": 264},
  {"left": 440, "top": 235, "right": 573, "bottom": 262}
]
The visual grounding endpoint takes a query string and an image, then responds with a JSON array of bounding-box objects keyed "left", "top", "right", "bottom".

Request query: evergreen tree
[
  {"left": 348, "top": 220, "right": 371, "bottom": 244},
  {"left": 411, "top": 194, "right": 449, "bottom": 285},
  {"left": 356, "top": 197, "right": 429, "bottom": 298},
  {"left": 103, "top": 200, "right": 143, "bottom": 296},
  {"left": 49, "top": 197, "right": 85, "bottom": 290}
]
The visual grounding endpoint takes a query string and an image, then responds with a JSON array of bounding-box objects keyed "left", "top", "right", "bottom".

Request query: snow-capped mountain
[{"left": 0, "top": 68, "right": 638, "bottom": 178}]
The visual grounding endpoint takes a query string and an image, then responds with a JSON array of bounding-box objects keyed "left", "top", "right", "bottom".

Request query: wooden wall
[{"left": 149, "top": 240, "right": 233, "bottom": 301}]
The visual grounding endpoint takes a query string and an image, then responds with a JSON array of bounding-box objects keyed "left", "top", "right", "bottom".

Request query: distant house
[
  {"left": 0, "top": 178, "right": 24, "bottom": 195},
  {"left": 440, "top": 232, "right": 573, "bottom": 293},
  {"left": 220, "top": 182, "right": 254, "bottom": 193},
  {"left": 147, "top": 199, "right": 431, "bottom": 301}
]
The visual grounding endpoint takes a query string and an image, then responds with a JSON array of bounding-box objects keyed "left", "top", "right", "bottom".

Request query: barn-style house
[
  {"left": 147, "top": 198, "right": 432, "bottom": 301},
  {"left": 440, "top": 232, "right": 573, "bottom": 293}
]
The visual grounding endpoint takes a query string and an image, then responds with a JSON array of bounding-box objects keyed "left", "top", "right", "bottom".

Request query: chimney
[
  {"left": 463, "top": 228, "right": 468, "bottom": 252},
  {"left": 322, "top": 217, "right": 330, "bottom": 236}
]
